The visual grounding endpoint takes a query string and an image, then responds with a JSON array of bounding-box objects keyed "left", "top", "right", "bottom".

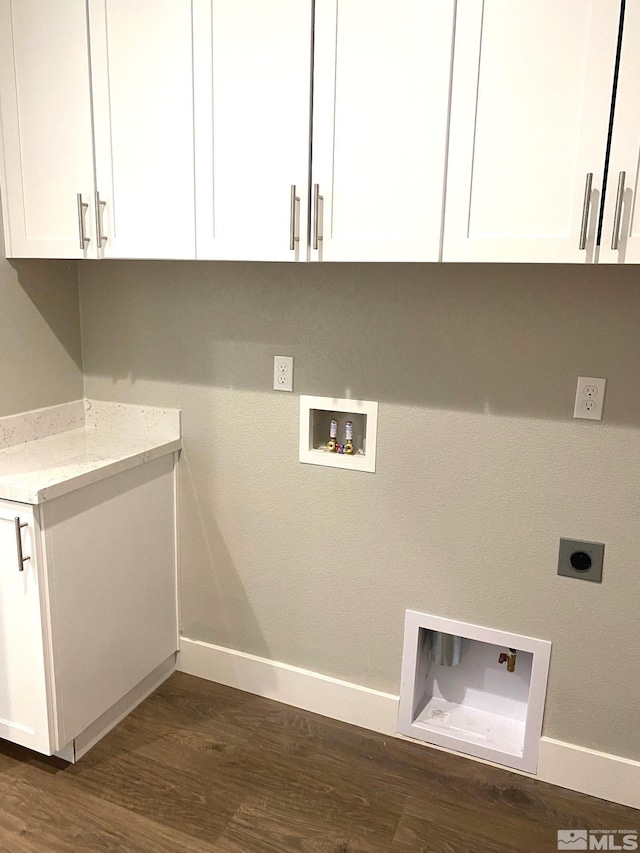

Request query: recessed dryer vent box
[
  {"left": 299, "top": 395, "right": 378, "bottom": 473},
  {"left": 398, "top": 611, "right": 551, "bottom": 773}
]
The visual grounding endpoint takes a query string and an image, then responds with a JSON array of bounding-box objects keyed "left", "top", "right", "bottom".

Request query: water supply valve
[{"left": 499, "top": 648, "right": 517, "bottom": 673}]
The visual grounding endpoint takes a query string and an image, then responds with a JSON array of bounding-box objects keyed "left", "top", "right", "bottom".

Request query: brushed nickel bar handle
[
  {"left": 95, "top": 191, "right": 107, "bottom": 247},
  {"left": 579, "top": 172, "right": 593, "bottom": 250},
  {"left": 313, "top": 183, "right": 324, "bottom": 250},
  {"left": 14, "top": 517, "right": 29, "bottom": 572},
  {"left": 313, "top": 184, "right": 319, "bottom": 249},
  {"left": 77, "top": 193, "right": 90, "bottom": 250},
  {"left": 289, "top": 185, "right": 300, "bottom": 251},
  {"left": 611, "top": 171, "right": 626, "bottom": 251}
]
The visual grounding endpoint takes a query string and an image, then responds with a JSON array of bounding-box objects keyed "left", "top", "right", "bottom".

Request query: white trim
[
  {"left": 537, "top": 738, "right": 640, "bottom": 812},
  {"left": 178, "top": 638, "right": 398, "bottom": 736},
  {"left": 173, "top": 451, "right": 181, "bottom": 643},
  {"left": 397, "top": 611, "right": 551, "bottom": 774},
  {"left": 298, "top": 395, "right": 378, "bottom": 473},
  {"left": 178, "top": 638, "right": 640, "bottom": 810}
]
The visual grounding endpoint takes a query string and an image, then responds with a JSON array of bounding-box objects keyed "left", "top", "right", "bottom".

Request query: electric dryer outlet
[{"left": 557, "top": 538, "right": 605, "bottom": 583}]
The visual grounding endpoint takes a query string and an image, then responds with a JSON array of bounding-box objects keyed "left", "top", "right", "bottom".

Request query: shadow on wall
[
  {"left": 76, "top": 260, "right": 640, "bottom": 429},
  {"left": 11, "top": 257, "right": 83, "bottom": 372},
  {"left": 179, "top": 446, "right": 275, "bottom": 670}
]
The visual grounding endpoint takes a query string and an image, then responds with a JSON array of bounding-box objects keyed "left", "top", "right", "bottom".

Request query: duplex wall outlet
[
  {"left": 573, "top": 376, "right": 606, "bottom": 421},
  {"left": 557, "top": 538, "right": 605, "bottom": 583},
  {"left": 273, "top": 355, "right": 294, "bottom": 392}
]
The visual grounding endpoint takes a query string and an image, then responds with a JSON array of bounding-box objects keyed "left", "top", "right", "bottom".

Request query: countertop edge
[{"left": 2, "top": 438, "right": 182, "bottom": 505}]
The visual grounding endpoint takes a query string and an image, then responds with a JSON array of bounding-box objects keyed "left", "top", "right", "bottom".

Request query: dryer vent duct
[{"left": 429, "top": 631, "right": 462, "bottom": 666}]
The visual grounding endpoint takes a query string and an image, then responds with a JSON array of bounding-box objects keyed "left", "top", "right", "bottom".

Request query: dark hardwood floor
[{"left": 0, "top": 672, "right": 636, "bottom": 852}]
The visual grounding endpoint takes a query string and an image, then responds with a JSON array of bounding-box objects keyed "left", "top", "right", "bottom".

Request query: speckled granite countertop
[{"left": 0, "top": 399, "right": 181, "bottom": 504}]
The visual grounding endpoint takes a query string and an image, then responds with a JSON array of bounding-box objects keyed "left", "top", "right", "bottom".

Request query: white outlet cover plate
[
  {"left": 274, "top": 356, "right": 294, "bottom": 392},
  {"left": 573, "top": 376, "right": 606, "bottom": 421}
]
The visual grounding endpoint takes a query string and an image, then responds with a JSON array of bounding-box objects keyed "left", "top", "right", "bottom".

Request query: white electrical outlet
[
  {"left": 573, "top": 376, "right": 606, "bottom": 421},
  {"left": 273, "top": 355, "right": 294, "bottom": 392}
]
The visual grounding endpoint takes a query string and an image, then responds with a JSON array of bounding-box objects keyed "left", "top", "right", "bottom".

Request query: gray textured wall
[
  {"left": 78, "top": 259, "right": 640, "bottom": 760},
  {"left": 0, "top": 220, "right": 82, "bottom": 416}
]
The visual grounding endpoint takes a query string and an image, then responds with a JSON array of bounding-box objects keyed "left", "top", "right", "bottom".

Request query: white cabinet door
[
  {"left": 443, "top": 0, "right": 621, "bottom": 263},
  {"left": 0, "top": 502, "right": 52, "bottom": 754},
  {"left": 311, "top": 0, "right": 455, "bottom": 262},
  {"left": 89, "top": 0, "right": 196, "bottom": 259},
  {"left": 599, "top": 0, "right": 640, "bottom": 264},
  {"left": 193, "top": 0, "right": 312, "bottom": 261},
  {"left": 0, "top": 0, "right": 96, "bottom": 259}
]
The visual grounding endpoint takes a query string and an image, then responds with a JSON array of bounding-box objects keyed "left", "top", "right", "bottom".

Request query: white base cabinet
[
  {"left": 0, "top": 453, "right": 178, "bottom": 757},
  {"left": 0, "top": 501, "right": 51, "bottom": 753}
]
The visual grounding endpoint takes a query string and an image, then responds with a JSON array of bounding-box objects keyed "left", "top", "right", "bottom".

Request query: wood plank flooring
[{"left": 0, "top": 672, "right": 636, "bottom": 852}]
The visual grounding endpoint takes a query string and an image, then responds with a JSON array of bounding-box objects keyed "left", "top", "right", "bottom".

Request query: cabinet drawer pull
[
  {"left": 578, "top": 173, "right": 593, "bottom": 250},
  {"left": 313, "top": 184, "right": 324, "bottom": 251},
  {"left": 77, "top": 193, "right": 90, "bottom": 250},
  {"left": 611, "top": 171, "right": 626, "bottom": 251},
  {"left": 289, "top": 185, "right": 300, "bottom": 251},
  {"left": 95, "top": 191, "right": 108, "bottom": 247},
  {"left": 14, "top": 517, "right": 30, "bottom": 572}
]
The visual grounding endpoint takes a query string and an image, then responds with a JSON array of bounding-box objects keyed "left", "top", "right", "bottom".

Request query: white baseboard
[
  {"left": 178, "top": 638, "right": 640, "bottom": 810},
  {"left": 537, "top": 737, "right": 640, "bottom": 811},
  {"left": 178, "top": 637, "right": 399, "bottom": 736}
]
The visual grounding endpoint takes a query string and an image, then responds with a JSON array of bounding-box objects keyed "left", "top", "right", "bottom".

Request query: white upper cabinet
[
  {"left": 4, "top": 0, "right": 639, "bottom": 264},
  {"left": 599, "top": 0, "right": 640, "bottom": 264},
  {"left": 193, "top": 0, "right": 312, "bottom": 261},
  {"left": 89, "top": 0, "right": 196, "bottom": 259},
  {"left": 311, "top": 0, "right": 455, "bottom": 262},
  {"left": 443, "top": 0, "right": 621, "bottom": 263},
  {"left": 0, "top": 0, "right": 196, "bottom": 260},
  {"left": 0, "top": 502, "right": 52, "bottom": 754},
  {"left": 0, "top": 0, "right": 96, "bottom": 259}
]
